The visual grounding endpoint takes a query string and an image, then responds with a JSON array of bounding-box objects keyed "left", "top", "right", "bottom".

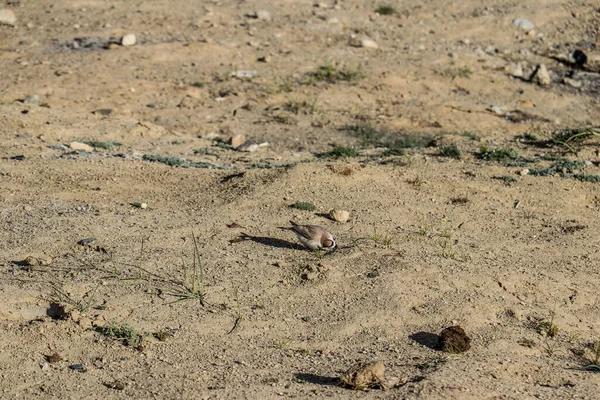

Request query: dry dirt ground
[{"left": 1, "top": 0, "right": 600, "bottom": 399}]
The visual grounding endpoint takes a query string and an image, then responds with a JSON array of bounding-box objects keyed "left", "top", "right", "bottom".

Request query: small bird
[{"left": 287, "top": 220, "right": 336, "bottom": 250}]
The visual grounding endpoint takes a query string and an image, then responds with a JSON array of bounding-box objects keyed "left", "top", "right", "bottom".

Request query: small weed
[
  {"left": 375, "top": 5, "right": 397, "bottom": 15},
  {"left": 461, "top": 131, "right": 478, "bottom": 140},
  {"left": 96, "top": 321, "right": 147, "bottom": 348},
  {"left": 285, "top": 99, "right": 317, "bottom": 115},
  {"left": 439, "top": 144, "right": 461, "bottom": 159},
  {"left": 227, "top": 288, "right": 244, "bottom": 334},
  {"left": 142, "top": 154, "right": 233, "bottom": 170},
  {"left": 571, "top": 174, "right": 600, "bottom": 183},
  {"left": 408, "top": 176, "right": 425, "bottom": 187},
  {"left": 319, "top": 145, "right": 360, "bottom": 159},
  {"left": 441, "top": 66, "right": 472, "bottom": 79},
  {"left": 450, "top": 197, "right": 469, "bottom": 205},
  {"left": 583, "top": 341, "right": 600, "bottom": 372},
  {"left": 417, "top": 224, "right": 431, "bottom": 237},
  {"left": 272, "top": 114, "right": 295, "bottom": 125},
  {"left": 343, "top": 124, "right": 385, "bottom": 146},
  {"left": 548, "top": 127, "right": 599, "bottom": 153},
  {"left": 562, "top": 224, "right": 586, "bottom": 234},
  {"left": 529, "top": 159, "right": 585, "bottom": 177},
  {"left": 83, "top": 141, "right": 122, "bottom": 150},
  {"left": 51, "top": 284, "right": 100, "bottom": 313},
  {"left": 328, "top": 164, "right": 354, "bottom": 176},
  {"left": 372, "top": 229, "right": 393, "bottom": 246},
  {"left": 536, "top": 312, "right": 558, "bottom": 338},
  {"left": 382, "top": 148, "right": 407, "bottom": 157},
  {"left": 305, "top": 62, "right": 365, "bottom": 84},
  {"left": 167, "top": 233, "right": 205, "bottom": 305},
  {"left": 500, "top": 175, "right": 518, "bottom": 184},
  {"left": 478, "top": 146, "right": 520, "bottom": 161},
  {"left": 291, "top": 202, "right": 317, "bottom": 211},
  {"left": 515, "top": 133, "right": 538, "bottom": 142},
  {"left": 541, "top": 339, "right": 560, "bottom": 357},
  {"left": 518, "top": 338, "right": 536, "bottom": 348},
  {"left": 191, "top": 82, "right": 205, "bottom": 88}
]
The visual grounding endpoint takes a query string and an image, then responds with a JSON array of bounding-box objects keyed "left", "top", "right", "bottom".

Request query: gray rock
[
  {"left": 562, "top": 77, "right": 582, "bottom": 88},
  {"left": 255, "top": 10, "right": 270, "bottom": 20},
  {"left": 238, "top": 139, "right": 259, "bottom": 152},
  {"left": 513, "top": 18, "right": 534, "bottom": 30},
  {"left": 0, "top": 9, "right": 16, "bottom": 25},
  {"left": 530, "top": 64, "right": 550, "bottom": 86},
  {"left": 24, "top": 94, "right": 39, "bottom": 104}
]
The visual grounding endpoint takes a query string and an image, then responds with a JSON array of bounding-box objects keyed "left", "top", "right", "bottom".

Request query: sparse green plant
[
  {"left": 372, "top": 229, "right": 393, "bottom": 246},
  {"left": 142, "top": 154, "right": 233, "bottom": 170},
  {"left": 529, "top": 159, "right": 585, "bottom": 177},
  {"left": 450, "top": 197, "right": 469, "bottom": 205},
  {"left": 572, "top": 174, "right": 600, "bottom": 183},
  {"left": 387, "top": 134, "right": 435, "bottom": 149},
  {"left": 227, "top": 288, "right": 244, "bottom": 334},
  {"left": 501, "top": 175, "right": 518, "bottom": 184},
  {"left": 441, "top": 66, "right": 472, "bottom": 79},
  {"left": 167, "top": 233, "right": 205, "bottom": 305},
  {"left": 291, "top": 201, "right": 317, "bottom": 211},
  {"left": 518, "top": 338, "right": 536, "bottom": 348},
  {"left": 548, "top": 127, "right": 599, "bottom": 154},
  {"left": 515, "top": 133, "right": 538, "bottom": 142},
  {"left": 375, "top": 5, "right": 397, "bottom": 15},
  {"left": 461, "top": 131, "right": 478, "bottom": 140},
  {"left": 343, "top": 124, "right": 385, "bottom": 146},
  {"left": 537, "top": 311, "right": 558, "bottom": 338},
  {"left": 191, "top": 81, "right": 205, "bottom": 88},
  {"left": 319, "top": 145, "right": 360, "bottom": 159},
  {"left": 417, "top": 223, "right": 431, "bottom": 237},
  {"left": 305, "top": 62, "right": 365, "bottom": 84},
  {"left": 286, "top": 99, "right": 317, "bottom": 115},
  {"left": 584, "top": 341, "right": 600, "bottom": 372},
  {"left": 96, "top": 321, "right": 147, "bottom": 348},
  {"left": 83, "top": 141, "right": 122, "bottom": 150},
  {"left": 439, "top": 144, "right": 461, "bottom": 159},
  {"left": 541, "top": 339, "right": 560, "bottom": 357},
  {"left": 478, "top": 146, "right": 520, "bottom": 161},
  {"left": 408, "top": 176, "right": 425, "bottom": 187},
  {"left": 51, "top": 284, "right": 100, "bottom": 313}
]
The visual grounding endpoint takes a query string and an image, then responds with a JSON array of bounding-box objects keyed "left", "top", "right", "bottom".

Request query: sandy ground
[{"left": 1, "top": 0, "right": 600, "bottom": 398}]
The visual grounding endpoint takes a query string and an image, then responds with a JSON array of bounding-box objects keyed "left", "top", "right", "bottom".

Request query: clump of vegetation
[
  {"left": 571, "top": 174, "right": 600, "bottom": 183},
  {"left": 500, "top": 175, "right": 518, "bottom": 184},
  {"left": 439, "top": 144, "right": 461, "bottom": 159},
  {"left": 191, "top": 81, "right": 205, "bottom": 88},
  {"left": 450, "top": 196, "right": 469, "bottom": 205},
  {"left": 343, "top": 124, "right": 385, "bottom": 146},
  {"left": 441, "top": 66, "right": 472, "bottom": 79},
  {"left": 375, "top": 5, "right": 397, "bottom": 15},
  {"left": 97, "top": 321, "right": 147, "bottom": 348},
  {"left": 83, "top": 141, "right": 122, "bottom": 150},
  {"left": 584, "top": 341, "right": 600, "bottom": 372},
  {"left": 305, "top": 62, "right": 365, "bottom": 84},
  {"left": 515, "top": 133, "right": 538, "bottom": 142},
  {"left": 387, "top": 134, "right": 435, "bottom": 150},
  {"left": 167, "top": 233, "right": 206, "bottom": 304},
  {"left": 319, "top": 145, "right": 360, "bottom": 159},
  {"left": 536, "top": 312, "right": 559, "bottom": 338},
  {"left": 478, "top": 146, "right": 520, "bottom": 161},
  {"left": 285, "top": 99, "right": 317, "bottom": 115},
  {"left": 291, "top": 202, "right": 317, "bottom": 211},
  {"left": 142, "top": 154, "right": 233, "bottom": 170},
  {"left": 548, "top": 127, "right": 598, "bottom": 153},
  {"left": 529, "top": 159, "right": 585, "bottom": 176}
]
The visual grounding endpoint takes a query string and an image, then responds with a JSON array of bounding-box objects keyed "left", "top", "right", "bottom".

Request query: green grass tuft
[
  {"left": 375, "top": 5, "right": 397, "bottom": 15},
  {"left": 96, "top": 321, "right": 146, "bottom": 348},
  {"left": 305, "top": 62, "right": 365, "bottom": 84},
  {"left": 142, "top": 154, "right": 234, "bottom": 170},
  {"left": 83, "top": 141, "right": 122, "bottom": 150},
  {"left": 478, "top": 146, "right": 520, "bottom": 161},
  {"left": 291, "top": 202, "right": 317, "bottom": 211},
  {"left": 439, "top": 144, "right": 461, "bottom": 159},
  {"left": 529, "top": 159, "right": 585, "bottom": 176},
  {"left": 343, "top": 124, "right": 385, "bottom": 146},
  {"left": 319, "top": 145, "right": 360, "bottom": 159}
]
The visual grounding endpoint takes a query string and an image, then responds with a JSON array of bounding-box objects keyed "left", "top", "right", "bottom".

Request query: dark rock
[{"left": 438, "top": 325, "right": 471, "bottom": 353}]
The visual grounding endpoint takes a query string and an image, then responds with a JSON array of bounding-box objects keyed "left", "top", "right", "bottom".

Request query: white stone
[
  {"left": 531, "top": 64, "right": 550, "bottom": 86},
  {"left": 69, "top": 141, "right": 94, "bottom": 152},
  {"left": 513, "top": 18, "right": 534, "bottom": 30},
  {"left": 360, "top": 39, "right": 378, "bottom": 49},
  {"left": 256, "top": 10, "right": 270, "bottom": 20},
  {"left": 121, "top": 33, "right": 136, "bottom": 46},
  {"left": 0, "top": 9, "right": 16, "bottom": 25}
]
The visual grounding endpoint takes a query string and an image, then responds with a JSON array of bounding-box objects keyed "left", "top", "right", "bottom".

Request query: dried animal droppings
[
  {"left": 340, "top": 361, "right": 386, "bottom": 390},
  {"left": 438, "top": 325, "right": 471, "bottom": 353},
  {"left": 330, "top": 209, "right": 350, "bottom": 223}
]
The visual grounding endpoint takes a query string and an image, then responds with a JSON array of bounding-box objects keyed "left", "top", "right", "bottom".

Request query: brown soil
[{"left": 1, "top": 1, "right": 600, "bottom": 399}]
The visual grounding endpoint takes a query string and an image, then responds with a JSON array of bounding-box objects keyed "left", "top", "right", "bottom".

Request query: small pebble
[
  {"left": 69, "top": 364, "right": 87, "bottom": 372},
  {"left": 519, "top": 169, "right": 529, "bottom": 176},
  {"left": 329, "top": 209, "right": 350, "bottom": 222},
  {"left": 513, "top": 18, "right": 534, "bottom": 31},
  {"left": 360, "top": 38, "right": 378, "bottom": 49},
  {"left": 255, "top": 10, "right": 271, "bottom": 20},
  {"left": 121, "top": 33, "right": 136, "bottom": 46},
  {"left": 0, "top": 9, "right": 17, "bottom": 25},
  {"left": 131, "top": 202, "right": 148, "bottom": 209},
  {"left": 531, "top": 64, "right": 550, "bottom": 86},
  {"left": 230, "top": 134, "right": 246, "bottom": 148},
  {"left": 24, "top": 94, "right": 40, "bottom": 105},
  {"left": 69, "top": 141, "right": 94, "bottom": 152}
]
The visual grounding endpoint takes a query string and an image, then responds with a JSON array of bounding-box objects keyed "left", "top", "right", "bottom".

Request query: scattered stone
[
  {"left": 46, "top": 353, "right": 63, "bottom": 363},
  {"left": 327, "top": 17, "right": 340, "bottom": 24},
  {"left": 92, "top": 108, "right": 113, "bottom": 116},
  {"left": 511, "top": 63, "right": 524, "bottom": 78},
  {"left": 237, "top": 139, "right": 259, "bottom": 152},
  {"left": 121, "top": 33, "right": 136, "bottom": 46},
  {"left": 361, "top": 38, "right": 378, "bottom": 49},
  {"left": 229, "top": 134, "right": 246, "bottom": 148},
  {"left": 105, "top": 380, "right": 126, "bottom": 391},
  {"left": 340, "top": 361, "right": 386, "bottom": 390},
  {"left": 23, "top": 94, "right": 40, "bottom": 105},
  {"left": 78, "top": 317, "right": 92, "bottom": 330},
  {"left": 131, "top": 202, "right": 148, "bottom": 209},
  {"left": 257, "top": 55, "right": 271, "bottom": 63},
  {"left": 77, "top": 237, "right": 96, "bottom": 246},
  {"left": 438, "top": 325, "right": 471, "bottom": 353},
  {"left": 69, "top": 364, "right": 87, "bottom": 372},
  {"left": 255, "top": 10, "right": 271, "bottom": 20},
  {"left": 23, "top": 256, "right": 53, "bottom": 267},
  {"left": 329, "top": 209, "right": 350, "bottom": 223},
  {"left": 230, "top": 70, "right": 258, "bottom": 79},
  {"left": 490, "top": 106, "right": 503, "bottom": 115},
  {"left": 562, "top": 77, "right": 582, "bottom": 88},
  {"left": 519, "top": 169, "right": 530, "bottom": 176},
  {"left": 69, "top": 141, "right": 94, "bottom": 152},
  {"left": 530, "top": 64, "right": 550, "bottom": 86},
  {"left": 584, "top": 53, "right": 600, "bottom": 73},
  {"left": 10, "top": 155, "right": 25, "bottom": 161},
  {"left": 0, "top": 9, "right": 16, "bottom": 25},
  {"left": 513, "top": 18, "right": 534, "bottom": 31},
  {"left": 485, "top": 46, "right": 496, "bottom": 55},
  {"left": 301, "top": 264, "right": 320, "bottom": 281}
]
